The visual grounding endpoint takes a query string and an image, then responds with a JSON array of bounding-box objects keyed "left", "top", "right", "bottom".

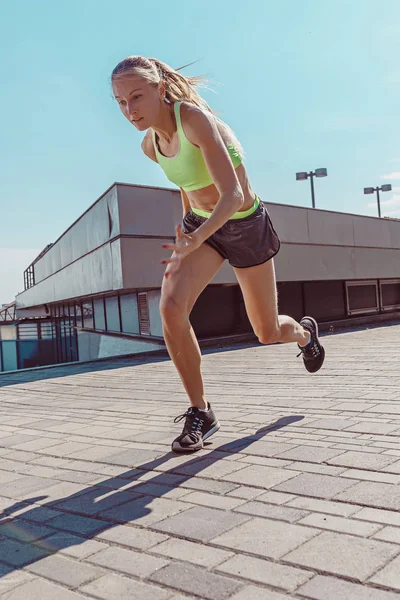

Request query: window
[
  {"left": 93, "top": 298, "right": 106, "bottom": 331},
  {"left": 105, "top": 296, "right": 121, "bottom": 332},
  {"left": 0, "top": 325, "right": 17, "bottom": 341},
  {"left": 380, "top": 279, "right": 400, "bottom": 311},
  {"left": 82, "top": 301, "right": 94, "bottom": 329},
  {"left": 120, "top": 293, "right": 139, "bottom": 334},
  {"left": 346, "top": 281, "right": 379, "bottom": 315}
]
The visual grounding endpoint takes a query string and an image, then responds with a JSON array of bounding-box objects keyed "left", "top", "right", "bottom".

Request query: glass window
[
  {"left": 0, "top": 325, "right": 17, "bottom": 341},
  {"left": 82, "top": 301, "right": 94, "bottom": 329},
  {"left": 105, "top": 296, "right": 121, "bottom": 332},
  {"left": 75, "top": 302, "right": 82, "bottom": 328},
  {"left": 17, "top": 323, "right": 38, "bottom": 339},
  {"left": 40, "top": 322, "right": 54, "bottom": 339},
  {"left": 93, "top": 298, "right": 106, "bottom": 331},
  {"left": 120, "top": 293, "right": 139, "bottom": 334}
]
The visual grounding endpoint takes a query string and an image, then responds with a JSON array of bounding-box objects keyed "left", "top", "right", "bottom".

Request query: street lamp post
[
  {"left": 296, "top": 168, "right": 328, "bottom": 209},
  {"left": 363, "top": 184, "right": 392, "bottom": 218}
]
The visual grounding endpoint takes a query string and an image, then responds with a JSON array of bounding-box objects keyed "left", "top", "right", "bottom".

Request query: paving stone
[
  {"left": 52, "top": 488, "right": 141, "bottom": 516},
  {"left": 181, "top": 478, "right": 238, "bottom": 495},
  {"left": 297, "top": 574, "right": 400, "bottom": 599},
  {"left": 2, "top": 578, "right": 88, "bottom": 600},
  {"left": 0, "top": 519, "right": 54, "bottom": 543},
  {"left": 172, "top": 457, "right": 247, "bottom": 479},
  {"left": 339, "top": 468, "right": 400, "bottom": 484},
  {"left": 284, "top": 531, "right": 399, "bottom": 580},
  {"left": 152, "top": 505, "right": 250, "bottom": 542},
  {"left": 221, "top": 465, "right": 299, "bottom": 488},
  {"left": 0, "top": 565, "right": 35, "bottom": 595},
  {"left": 275, "top": 446, "right": 344, "bottom": 463},
  {"left": 297, "top": 513, "right": 382, "bottom": 536},
  {"left": 353, "top": 507, "right": 400, "bottom": 526},
  {"left": 99, "top": 495, "right": 190, "bottom": 526},
  {"left": 254, "top": 490, "right": 296, "bottom": 504},
  {"left": 80, "top": 573, "right": 170, "bottom": 599},
  {"left": 383, "top": 459, "right": 400, "bottom": 474},
  {"left": 306, "top": 418, "right": 355, "bottom": 430},
  {"left": 370, "top": 555, "right": 400, "bottom": 590},
  {"left": 152, "top": 537, "right": 233, "bottom": 568},
  {"left": 216, "top": 553, "right": 312, "bottom": 591},
  {"left": 373, "top": 526, "right": 400, "bottom": 544},
  {"left": 0, "top": 471, "right": 25, "bottom": 485},
  {"left": 212, "top": 517, "right": 317, "bottom": 559},
  {"left": 96, "top": 523, "right": 168, "bottom": 550},
  {"left": 233, "top": 500, "right": 308, "bottom": 522},
  {"left": 150, "top": 562, "right": 242, "bottom": 600},
  {"left": 273, "top": 472, "right": 358, "bottom": 498},
  {"left": 334, "top": 481, "right": 400, "bottom": 510},
  {"left": 287, "top": 461, "right": 348, "bottom": 476},
  {"left": 87, "top": 545, "right": 169, "bottom": 577},
  {"left": 0, "top": 434, "right": 40, "bottom": 448},
  {"left": 227, "top": 587, "right": 293, "bottom": 600},
  {"left": 327, "top": 451, "right": 397, "bottom": 470},
  {"left": 286, "top": 496, "right": 360, "bottom": 516},
  {"left": 13, "top": 438, "right": 64, "bottom": 452},
  {"left": 46, "top": 512, "right": 110, "bottom": 536},
  {"left": 180, "top": 490, "right": 245, "bottom": 510},
  {"left": 0, "top": 475, "right": 57, "bottom": 499},
  {"left": 38, "top": 441, "right": 95, "bottom": 456},
  {"left": 38, "top": 531, "right": 108, "bottom": 558},
  {"left": 26, "top": 553, "right": 105, "bottom": 587}
]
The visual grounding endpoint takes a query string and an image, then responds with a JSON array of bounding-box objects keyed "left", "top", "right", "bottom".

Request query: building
[{"left": 1, "top": 182, "right": 400, "bottom": 373}]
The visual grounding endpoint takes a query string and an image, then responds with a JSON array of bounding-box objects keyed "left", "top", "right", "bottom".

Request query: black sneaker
[
  {"left": 297, "top": 316, "right": 325, "bottom": 373},
  {"left": 171, "top": 403, "right": 220, "bottom": 453}
]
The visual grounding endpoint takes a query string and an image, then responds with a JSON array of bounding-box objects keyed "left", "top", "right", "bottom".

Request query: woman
[{"left": 112, "top": 55, "right": 325, "bottom": 453}]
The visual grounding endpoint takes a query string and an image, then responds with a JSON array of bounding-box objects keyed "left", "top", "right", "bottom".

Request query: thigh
[
  {"left": 161, "top": 242, "right": 225, "bottom": 314},
  {"left": 233, "top": 258, "right": 279, "bottom": 332}
]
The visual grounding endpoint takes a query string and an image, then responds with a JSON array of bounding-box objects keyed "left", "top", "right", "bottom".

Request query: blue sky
[{"left": 2, "top": 0, "right": 400, "bottom": 303}]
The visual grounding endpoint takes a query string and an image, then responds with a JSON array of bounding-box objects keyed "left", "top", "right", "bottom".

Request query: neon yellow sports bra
[{"left": 151, "top": 102, "right": 243, "bottom": 192}]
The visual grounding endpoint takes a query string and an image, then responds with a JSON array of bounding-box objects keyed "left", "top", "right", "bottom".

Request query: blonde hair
[{"left": 111, "top": 55, "right": 244, "bottom": 155}]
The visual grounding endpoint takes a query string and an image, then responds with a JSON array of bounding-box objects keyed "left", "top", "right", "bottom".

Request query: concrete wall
[
  {"left": 15, "top": 182, "right": 400, "bottom": 309},
  {"left": 77, "top": 330, "right": 163, "bottom": 362}
]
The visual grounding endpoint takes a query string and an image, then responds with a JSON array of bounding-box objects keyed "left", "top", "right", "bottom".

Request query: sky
[{"left": 2, "top": 0, "right": 400, "bottom": 304}]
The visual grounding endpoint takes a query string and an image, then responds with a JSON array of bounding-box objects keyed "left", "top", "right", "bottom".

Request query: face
[{"left": 112, "top": 74, "right": 164, "bottom": 131}]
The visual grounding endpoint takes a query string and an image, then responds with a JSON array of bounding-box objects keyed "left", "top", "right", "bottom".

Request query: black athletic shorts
[{"left": 182, "top": 198, "right": 281, "bottom": 268}]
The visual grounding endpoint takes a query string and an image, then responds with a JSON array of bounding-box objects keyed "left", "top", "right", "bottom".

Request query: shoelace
[
  {"left": 297, "top": 337, "right": 321, "bottom": 360},
  {"left": 174, "top": 408, "right": 204, "bottom": 434}
]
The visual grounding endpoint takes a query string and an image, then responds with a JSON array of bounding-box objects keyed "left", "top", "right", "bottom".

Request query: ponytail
[{"left": 111, "top": 55, "right": 244, "bottom": 155}]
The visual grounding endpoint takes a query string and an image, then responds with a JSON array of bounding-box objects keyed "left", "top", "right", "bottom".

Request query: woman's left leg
[{"left": 234, "top": 258, "right": 309, "bottom": 345}]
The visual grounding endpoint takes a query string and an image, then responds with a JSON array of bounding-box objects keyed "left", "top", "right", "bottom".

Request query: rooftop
[{"left": 0, "top": 323, "right": 400, "bottom": 598}]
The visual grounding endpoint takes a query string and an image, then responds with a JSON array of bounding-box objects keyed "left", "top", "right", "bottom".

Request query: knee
[
  {"left": 257, "top": 326, "right": 281, "bottom": 345},
  {"left": 159, "top": 294, "right": 187, "bottom": 327}
]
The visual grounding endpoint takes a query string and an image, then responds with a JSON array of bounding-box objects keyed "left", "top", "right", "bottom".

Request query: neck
[{"left": 151, "top": 101, "right": 177, "bottom": 144}]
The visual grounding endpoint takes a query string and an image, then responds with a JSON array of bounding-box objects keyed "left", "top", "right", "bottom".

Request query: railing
[
  {"left": 0, "top": 302, "right": 16, "bottom": 322},
  {"left": 23, "top": 243, "right": 53, "bottom": 291}
]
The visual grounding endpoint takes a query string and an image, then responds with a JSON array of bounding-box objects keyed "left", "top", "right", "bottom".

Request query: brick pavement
[{"left": 0, "top": 322, "right": 399, "bottom": 599}]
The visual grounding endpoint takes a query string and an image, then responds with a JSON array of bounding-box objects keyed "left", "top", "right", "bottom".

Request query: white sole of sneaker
[
  {"left": 203, "top": 422, "right": 221, "bottom": 441},
  {"left": 171, "top": 422, "right": 221, "bottom": 453}
]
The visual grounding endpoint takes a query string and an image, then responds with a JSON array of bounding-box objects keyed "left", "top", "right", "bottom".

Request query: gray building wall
[{"left": 15, "top": 182, "right": 400, "bottom": 310}]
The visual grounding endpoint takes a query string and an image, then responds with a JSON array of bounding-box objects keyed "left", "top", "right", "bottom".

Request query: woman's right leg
[{"left": 160, "top": 242, "right": 224, "bottom": 409}]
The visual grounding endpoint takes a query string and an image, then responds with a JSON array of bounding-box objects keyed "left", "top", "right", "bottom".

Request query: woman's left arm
[{"left": 183, "top": 105, "right": 244, "bottom": 244}]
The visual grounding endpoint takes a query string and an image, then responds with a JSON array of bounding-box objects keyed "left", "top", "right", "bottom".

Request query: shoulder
[
  {"left": 141, "top": 129, "right": 157, "bottom": 162},
  {"left": 179, "top": 101, "right": 233, "bottom": 147},
  {"left": 179, "top": 102, "right": 219, "bottom": 145}
]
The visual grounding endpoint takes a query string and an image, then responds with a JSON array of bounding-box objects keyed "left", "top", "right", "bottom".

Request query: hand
[{"left": 161, "top": 224, "right": 201, "bottom": 278}]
